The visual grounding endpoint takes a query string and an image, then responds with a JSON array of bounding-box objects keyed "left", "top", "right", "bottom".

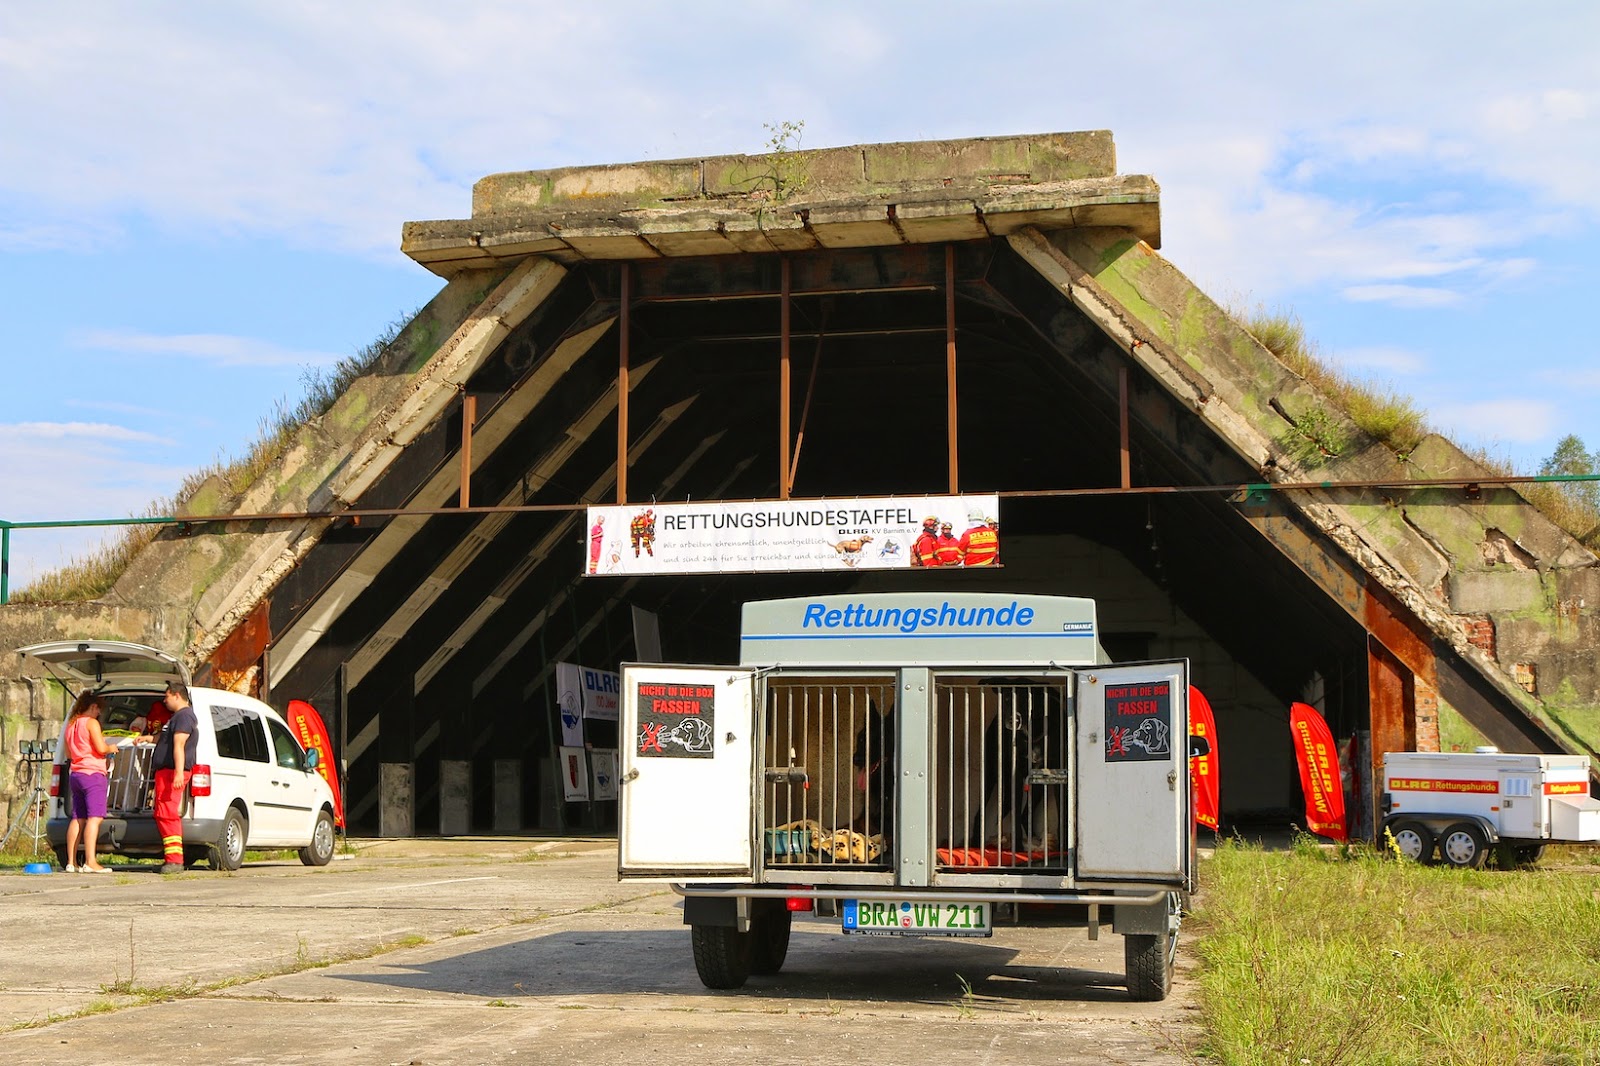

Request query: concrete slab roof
[{"left": 401, "top": 130, "right": 1160, "bottom": 276}]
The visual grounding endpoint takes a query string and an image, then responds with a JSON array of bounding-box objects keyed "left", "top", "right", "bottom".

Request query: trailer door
[
  {"left": 1075, "top": 661, "right": 1190, "bottom": 882},
  {"left": 619, "top": 665, "right": 756, "bottom": 880}
]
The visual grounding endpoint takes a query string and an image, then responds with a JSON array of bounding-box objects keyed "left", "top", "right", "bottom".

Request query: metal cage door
[
  {"left": 619, "top": 665, "right": 757, "bottom": 879},
  {"left": 1075, "top": 662, "right": 1189, "bottom": 882}
]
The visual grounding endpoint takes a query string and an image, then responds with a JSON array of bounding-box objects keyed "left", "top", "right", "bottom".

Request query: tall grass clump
[
  {"left": 1242, "top": 306, "right": 1600, "bottom": 546},
  {"left": 1244, "top": 308, "right": 1430, "bottom": 460},
  {"left": 9, "top": 312, "right": 414, "bottom": 604},
  {"left": 1191, "top": 838, "right": 1600, "bottom": 1064}
]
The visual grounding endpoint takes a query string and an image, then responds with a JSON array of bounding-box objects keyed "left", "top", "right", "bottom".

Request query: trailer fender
[
  {"left": 1113, "top": 893, "right": 1178, "bottom": 936},
  {"left": 1383, "top": 813, "right": 1500, "bottom": 843},
  {"left": 683, "top": 895, "right": 750, "bottom": 931}
]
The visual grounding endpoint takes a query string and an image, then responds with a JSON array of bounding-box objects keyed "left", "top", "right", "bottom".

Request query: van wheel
[
  {"left": 690, "top": 923, "right": 752, "bottom": 989},
  {"left": 1517, "top": 844, "right": 1545, "bottom": 866},
  {"left": 184, "top": 846, "right": 209, "bottom": 870},
  {"left": 299, "top": 810, "right": 335, "bottom": 867},
  {"left": 209, "top": 808, "right": 247, "bottom": 871},
  {"left": 749, "top": 901, "right": 792, "bottom": 976},
  {"left": 53, "top": 845, "right": 70, "bottom": 870},
  {"left": 1439, "top": 822, "right": 1488, "bottom": 869}
]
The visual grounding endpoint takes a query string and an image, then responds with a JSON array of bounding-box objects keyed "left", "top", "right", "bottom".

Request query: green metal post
[{"left": 1, "top": 523, "right": 9, "bottom": 605}]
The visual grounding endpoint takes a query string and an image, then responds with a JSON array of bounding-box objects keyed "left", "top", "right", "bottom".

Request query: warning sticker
[
  {"left": 636, "top": 682, "right": 716, "bottom": 759},
  {"left": 1104, "top": 682, "right": 1171, "bottom": 763}
]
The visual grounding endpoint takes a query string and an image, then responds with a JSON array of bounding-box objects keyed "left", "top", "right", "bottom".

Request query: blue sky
[{"left": 3, "top": 2, "right": 1598, "bottom": 586}]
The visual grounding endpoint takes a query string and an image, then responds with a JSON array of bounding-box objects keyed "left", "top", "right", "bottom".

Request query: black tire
[
  {"left": 690, "top": 923, "right": 752, "bottom": 989},
  {"left": 749, "top": 902, "right": 793, "bottom": 976},
  {"left": 1125, "top": 931, "right": 1174, "bottom": 1002},
  {"left": 209, "top": 807, "right": 247, "bottom": 871},
  {"left": 1389, "top": 820, "right": 1435, "bottom": 864},
  {"left": 1517, "top": 844, "right": 1546, "bottom": 866},
  {"left": 299, "top": 810, "right": 336, "bottom": 867},
  {"left": 1438, "top": 822, "right": 1488, "bottom": 869},
  {"left": 53, "top": 845, "right": 70, "bottom": 870},
  {"left": 183, "top": 846, "right": 209, "bottom": 870}
]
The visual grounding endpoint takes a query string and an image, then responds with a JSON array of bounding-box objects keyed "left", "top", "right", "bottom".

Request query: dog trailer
[
  {"left": 618, "top": 593, "right": 1198, "bottom": 1001},
  {"left": 1382, "top": 750, "right": 1600, "bottom": 868}
]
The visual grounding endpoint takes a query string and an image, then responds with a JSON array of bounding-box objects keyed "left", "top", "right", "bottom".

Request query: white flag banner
[
  {"left": 580, "top": 666, "right": 620, "bottom": 721},
  {"left": 554, "top": 663, "right": 585, "bottom": 747},
  {"left": 582, "top": 495, "right": 1001, "bottom": 576}
]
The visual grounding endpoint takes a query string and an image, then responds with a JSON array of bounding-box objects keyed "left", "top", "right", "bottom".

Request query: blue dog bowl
[{"left": 24, "top": 863, "right": 53, "bottom": 875}]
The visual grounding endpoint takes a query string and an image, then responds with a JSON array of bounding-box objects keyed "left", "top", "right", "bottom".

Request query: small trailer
[
  {"left": 1381, "top": 750, "right": 1600, "bottom": 868},
  {"left": 617, "top": 593, "right": 1199, "bottom": 1001}
]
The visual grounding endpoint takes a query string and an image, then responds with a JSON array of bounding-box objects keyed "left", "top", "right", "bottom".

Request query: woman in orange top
[{"left": 63, "top": 692, "right": 117, "bottom": 872}]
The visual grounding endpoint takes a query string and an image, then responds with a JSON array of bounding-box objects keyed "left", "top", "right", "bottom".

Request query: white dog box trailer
[
  {"left": 1382, "top": 750, "right": 1600, "bottom": 868},
  {"left": 618, "top": 593, "right": 1199, "bottom": 1001}
]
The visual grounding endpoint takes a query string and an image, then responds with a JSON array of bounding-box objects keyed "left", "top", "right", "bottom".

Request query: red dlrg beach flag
[
  {"left": 1189, "top": 686, "right": 1220, "bottom": 831},
  {"left": 288, "top": 699, "right": 345, "bottom": 828},
  {"left": 1289, "top": 702, "right": 1346, "bottom": 841}
]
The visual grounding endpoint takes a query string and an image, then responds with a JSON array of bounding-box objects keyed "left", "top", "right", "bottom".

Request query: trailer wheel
[
  {"left": 1389, "top": 820, "right": 1435, "bottom": 864},
  {"left": 1125, "top": 932, "right": 1174, "bottom": 1002},
  {"left": 1517, "top": 844, "right": 1545, "bottom": 866},
  {"left": 1439, "top": 822, "right": 1489, "bottom": 869},
  {"left": 1125, "top": 892, "right": 1179, "bottom": 1002},
  {"left": 690, "top": 923, "right": 752, "bottom": 989},
  {"left": 749, "top": 902, "right": 792, "bottom": 976}
]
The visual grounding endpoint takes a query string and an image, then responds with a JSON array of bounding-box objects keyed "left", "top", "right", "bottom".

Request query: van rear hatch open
[{"left": 17, "top": 640, "right": 190, "bottom": 693}]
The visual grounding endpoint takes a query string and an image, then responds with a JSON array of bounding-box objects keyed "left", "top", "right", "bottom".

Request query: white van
[{"left": 20, "top": 641, "right": 338, "bottom": 871}]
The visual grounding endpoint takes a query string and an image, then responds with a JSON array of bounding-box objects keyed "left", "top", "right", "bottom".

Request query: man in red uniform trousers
[
  {"left": 151, "top": 681, "right": 199, "bottom": 873},
  {"left": 911, "top": 515, "right": 940, "bottom": 567},
  {"left": 959, "top": 515, "right": 1000, "bottom": 567}
]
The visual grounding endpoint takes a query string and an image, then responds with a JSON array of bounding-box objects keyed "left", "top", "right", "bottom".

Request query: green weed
[{"left": 1191, "top": 839, "right": 1600, "bottom": 1064}]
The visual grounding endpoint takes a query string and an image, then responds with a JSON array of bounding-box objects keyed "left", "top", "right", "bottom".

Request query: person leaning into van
[
  {"left": 63, "top": 692, "right": 117, "bottom": 872},
  {"left": 151, "top": 681, "right": 199, "bottom": 874}
]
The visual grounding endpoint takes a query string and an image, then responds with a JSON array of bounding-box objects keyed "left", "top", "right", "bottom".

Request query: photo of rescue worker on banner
[{"left": 583, "top": 495, "right": 1001, "bottom": 576}]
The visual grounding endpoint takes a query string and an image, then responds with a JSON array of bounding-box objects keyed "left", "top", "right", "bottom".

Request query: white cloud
[
  {"left": 1328, "top": 346, "right": 1428, "bottom": 376},
  {"left": 0, "top": 421, "right": 170, "bottom": 445},
  {"left": 1538, "top": 367, "right": 1600, "bottom": 390},
  {"left": 71, "top": 328, "right": 344, "bottom": 368},
  {"left": 65, "top": 398, "right": 169, "bottom": 419},
  {"left": 1341, "top": 285, "right": 1464, "bottom": 309},
  {"left": 0, "top": 422, "right": 188, "bottom": 587},
  {"left": 1430, "top": 400, "right": 1557, "bottom": 445}
]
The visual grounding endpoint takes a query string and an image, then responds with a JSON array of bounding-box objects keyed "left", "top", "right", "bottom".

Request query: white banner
[
  {"left": 590, "top": 749, "right": 619, "bottom": 801},
  {"left": 582, "top": 495, "right": 1002, "bottom": 576},
  {"left": 559, "top": 746, "right": 590, "bottom": 802},
  {"left": 554, "top": 663, "right": 584, "bottom": 747},
  {"left": 580, "top": 666, "right": 620, "bottom": 721}
]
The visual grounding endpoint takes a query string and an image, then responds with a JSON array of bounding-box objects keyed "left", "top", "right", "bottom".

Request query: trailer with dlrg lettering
[
  {"left": 616, "top": 593, "right": 1208, "bottom": 1002},
  {"left": 1381, "top": 750, "right": 1600, "bottom": 868}
]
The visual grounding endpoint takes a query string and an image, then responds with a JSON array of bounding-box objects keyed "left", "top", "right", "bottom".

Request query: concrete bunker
[{"left": 5, "top": 131, "right": 1595, "bottom": 840}]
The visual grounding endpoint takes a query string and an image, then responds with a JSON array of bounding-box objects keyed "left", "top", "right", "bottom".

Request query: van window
[
  {"left": 266, "top": 718, "right": 307, "bottom": 771},
  {"left": 212, "top": 706, "right": 270, "bottom": 763}
]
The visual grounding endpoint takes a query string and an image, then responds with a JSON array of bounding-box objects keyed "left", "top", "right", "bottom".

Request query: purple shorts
[{"left": 68, "top": 771, "right": 109, "bottom": 820}]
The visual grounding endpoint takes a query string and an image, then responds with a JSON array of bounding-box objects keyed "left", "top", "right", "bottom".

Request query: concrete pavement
[{"left": 0, "top": 842, "right": 1200, "bottom": 1065}]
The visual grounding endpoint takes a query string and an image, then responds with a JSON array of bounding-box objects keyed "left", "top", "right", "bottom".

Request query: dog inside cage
[{"left": 760, "top": 675, "right": 1070, "bottom": 872}]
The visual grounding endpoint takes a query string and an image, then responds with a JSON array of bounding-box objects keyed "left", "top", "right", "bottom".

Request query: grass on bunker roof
[{"left": 1190, "top": 837, "right": 1600, "bottom": 1065}]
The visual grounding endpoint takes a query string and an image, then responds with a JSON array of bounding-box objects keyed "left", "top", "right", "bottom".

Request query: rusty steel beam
[
  {"left": 946, "top": 244, "right": 959, "bottom": 494},
  {"left": 780, "top": 258, "right": 791, "bottom": 499},
  {"left": 459, "top": 392, "right": 476, "bottom": 509},
  {"left": 618, "top": 264, "right": 631, "bottom": 504},
  {"left": 1118, "top": 365, "right": 1131, "bottom": 489}
]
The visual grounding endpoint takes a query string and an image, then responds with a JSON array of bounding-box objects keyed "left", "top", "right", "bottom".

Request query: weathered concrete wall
[
  {"left": 402, "top": 131, "right": 1161, "bottom": 274},
  {"left": 97, "top": 266, "right": 514, "bottom": 660},
  {"left": 1029, "top": 226, "right": 1600, "bottom": 762}
]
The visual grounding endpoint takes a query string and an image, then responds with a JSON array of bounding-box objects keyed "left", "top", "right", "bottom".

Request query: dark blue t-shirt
[{"left": 151, "top": 705, "right": 199, "bottom": 771}]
